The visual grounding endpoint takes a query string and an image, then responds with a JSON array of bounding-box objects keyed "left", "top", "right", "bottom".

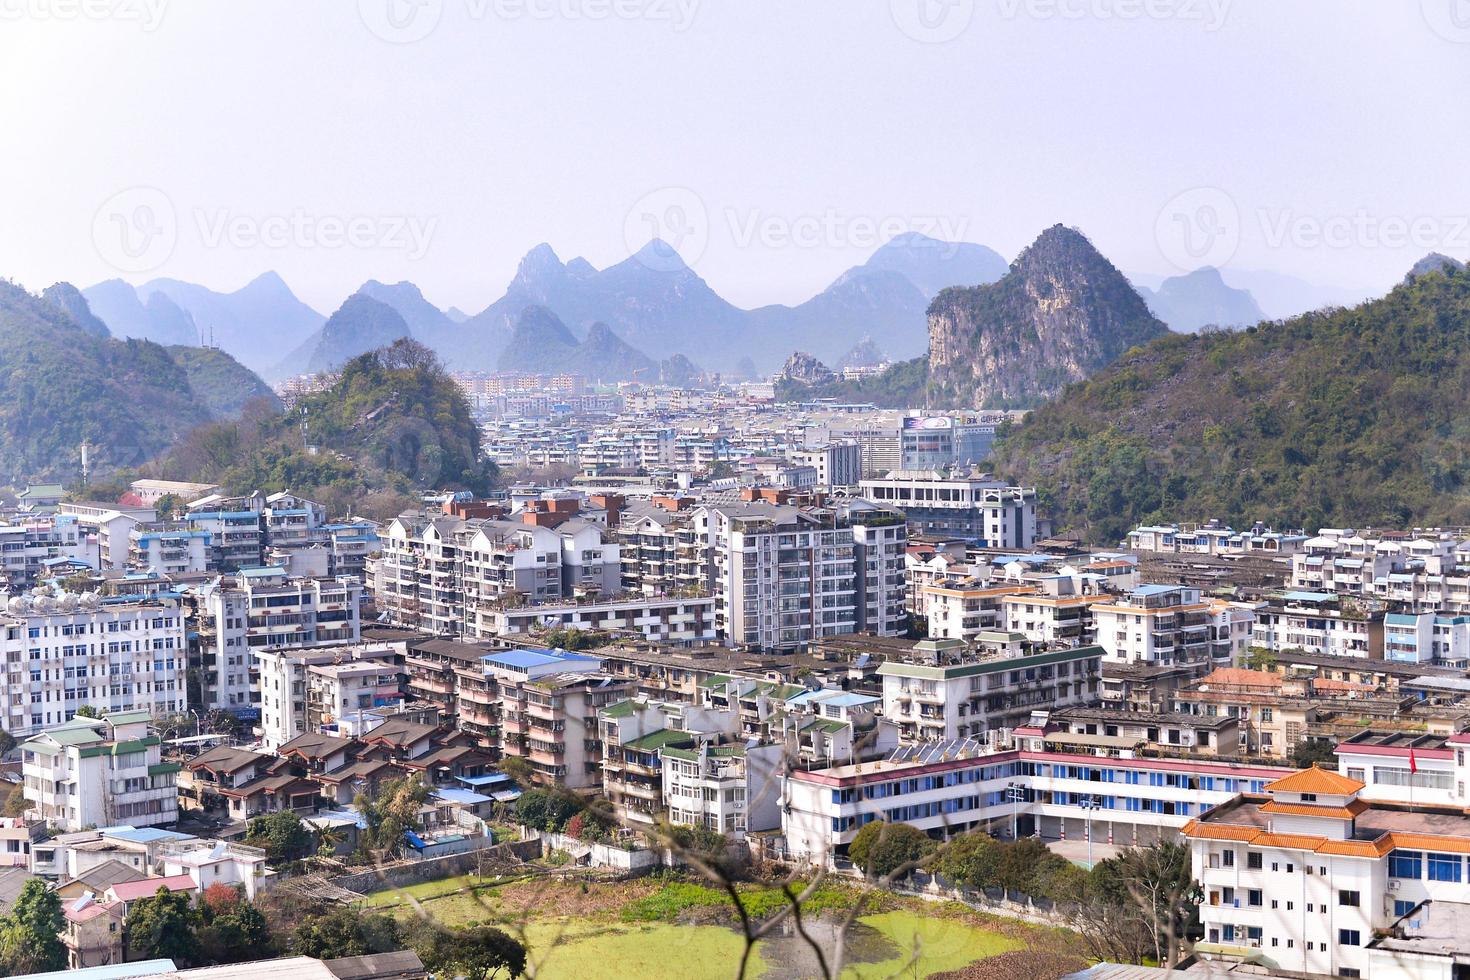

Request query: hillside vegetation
[
  {"left": 0, "top": 280, "right": 263, "bottom": 484},
  {"left": 164, "top": 339, "right": 496, "bottom": 517},
  {"left": 991, "top": 267, "right": 1470, "bottom": 542}
]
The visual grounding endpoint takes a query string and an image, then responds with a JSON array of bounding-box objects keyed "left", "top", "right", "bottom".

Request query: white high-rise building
[{"left": 0, "top": 594, "right": 186, "bottom": 737}]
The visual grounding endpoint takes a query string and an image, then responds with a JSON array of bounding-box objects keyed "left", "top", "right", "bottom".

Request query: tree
[
  {"left": 0, "top": 878, "right": 66, "bottom": 974},
  {"left": 245, "top": 809, "right": 314, "bottom": 862},
  {"left": 355, "top": 777, "right": 431, "bottom": 859},
  {"left": 1292, "top": 738, "right": 1337, "bottom": 769},
  {"left": 73, "top": 704, "right": 101, "bottom": 719},
  {"left": 291, "top": 906, "right": 400, "bottom": 959},
  {"left": 127, "top": 886, "right": 201, "bottom": 966},
  {"left": 514, "top": 787, "right": 583, "bottom": 833},
  {"left": 497, "top": 756, "right": 533, "bottom": 789},
  {"left": 154, "top": 492, "right": 182, "bottom": 519},
  {"left": 410, "top": 922, "right": 526, "bottom": 980},
  {"left": 197, "top": 885, "right": 272, "bottom": 965},
  {"left": 1112, "top": 841, "right": 1201, "bottom": 967},
  {"left": 0, "top": 728, "right": 15, "bottom": 757},
  {"left": 847, "top": 820, "right": 936, "bottom": 879}
]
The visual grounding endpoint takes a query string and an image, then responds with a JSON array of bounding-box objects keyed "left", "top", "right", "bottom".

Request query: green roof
[
  {"left": 623, "top": 729, "right": 695, "bottom": 752},
  {"left": 106, "top": 709, "right": 153, "bottom": 725},
  {"left": 876, "top": 645, "right": 1104, "bottom": 681},
  {"left": 148, "top": 762, "right": 182, "bottom": 777},
  {"left": 699, "top": 674, "right": 733, "bottom": 689},
  {"left": 600, "top": 700, "right": 640, "bottom": 719},
  {"left": 79, "top": 736, "right": 160, "bottom": 758}
]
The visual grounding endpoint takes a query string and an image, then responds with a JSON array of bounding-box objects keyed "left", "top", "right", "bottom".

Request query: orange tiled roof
[
  {"left": 1316, "top": 838, "right": 1395, "bottom": 858},
  {"left": 1261, "top": 799, "right": 1370, "bottom": 819},
  {"left": 1264, "top": 766, "right": 1365, "bottom": 796},
  {"left": 1253, "top": 832, "right": 1334, "bottom": 850}
]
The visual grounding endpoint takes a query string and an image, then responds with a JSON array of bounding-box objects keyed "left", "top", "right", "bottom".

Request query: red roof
[{"left": 108, "top": 874, "right": 198, "bottom": 901}]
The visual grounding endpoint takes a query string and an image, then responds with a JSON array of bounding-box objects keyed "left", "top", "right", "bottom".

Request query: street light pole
[{"left": 1081, "top": 795, "right": 1098, "bottom": 867}]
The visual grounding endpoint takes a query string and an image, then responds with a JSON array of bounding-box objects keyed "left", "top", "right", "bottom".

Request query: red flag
[{"left": 1409, "top": 749, "right": 1418, "bottom": 774}]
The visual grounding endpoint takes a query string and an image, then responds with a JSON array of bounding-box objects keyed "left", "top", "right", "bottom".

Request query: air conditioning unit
[{"left": 1387, "top": 879, "right": 1401, "bottom": 892}]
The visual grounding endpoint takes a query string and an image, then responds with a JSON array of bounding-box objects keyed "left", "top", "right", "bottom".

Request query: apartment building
[
  {"left": 186, "top": 493, "right": 267, "bottom": 570},
  {"left": 696, "top": 497, "right": 908, "bottom": 651},
  {"left": 1383, "top": 612, "right": 1470, "bottom": 666},
  {"left": 1185, "top": 766, "right": 1470, "bottom": 978},
  {"left": 483, "top": 648, "right": 635, "bottom": 789},
  {"left": 1252, "top": 590, "right": 1383, "bottom": 659},
  {"left": 782, "top": 731, "right": 1287, "bottom": 866},
  {"left": 599, "top": 696, "right": 740, "bottom": 827},
  {"left": 0, "top": 594, "right": 186, "bottom": 737},
  {"left": 923, "top": 581, "right": 1021, "bottom": 641},
  {"left": 58, "top": 501, "right": 156, "bottom": 570},
  {"left": 858, "top": 472, "right": 1037, "bottom": 546},
  {"left": 1092, "top": 584, "right": 1213, "bottom": 666},
  {"left": 1001, "top": 586, "right": 1098, "bottom": 647},
  {"left": 1126, "top": 521, "right": 1307, "bottom": 557},
  {"left": 255, "top": 643, "right": 405, "bottom": 749},
  {"left": 877, "top": 639, "right": 1103, "bottom": 741},
  {"left": 664, "top": 741, "right": 786, "bottom": 836},
  {"left": 0, "top": 514, "right": 93, "bottom": 589},
  {"left": 193, "top": 568, "right": 363, "bottom": 713},
  {"left": 789, "top": 442, "right": 863, "bottom": 488},
  {"left": 374, "top": 512, "right": 621, "bottom": 636},
  {"left": 898, "top": 416, "right": 1001, "bottom": 471},
  {"left": 21, "top": 712, "right": 180, "bottom": 832},
  {"left": 129, "top": 525, "right": 211, "bottom": 574}
]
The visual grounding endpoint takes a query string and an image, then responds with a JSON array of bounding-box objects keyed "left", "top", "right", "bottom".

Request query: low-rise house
[
  {"left": 159, "top": 839, "right": 268, "bottom": 900},
  {"left": 21, "top": 712, "right": 180, "bottom": 832},
  {"left": 63, "top": 893, "right": 126, "bottom": 968}
]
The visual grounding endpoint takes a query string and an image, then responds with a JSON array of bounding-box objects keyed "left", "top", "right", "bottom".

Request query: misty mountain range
[{"left": 78, "top": 234, "right": 1390, "bottom": 381}]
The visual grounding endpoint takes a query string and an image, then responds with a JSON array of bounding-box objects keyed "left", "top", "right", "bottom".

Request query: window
[
  {"left": 1338, "top": 890, "right": 1360, "bottom": 907},
  {"left": 1222, "top": 848, "right": 1235, "bottom": 867},
  {"left": 1394, "top": 900, "right": 1416, "bottom": 918},
  {"left": 1247, "top": 889, "right": 1262, "bottom": 908},
  {"left": 1429, "top": 853, "right": 1462, "bottom": 882},
  {"left": 1390, "top": 850, "right": 1424, "bottom": 879},
  {"left": 1338, "top": 929, "right": 1361, "bottom": 947},
  {"left": 1247, "top": 851, "right": 1262, "bottom": 870}
]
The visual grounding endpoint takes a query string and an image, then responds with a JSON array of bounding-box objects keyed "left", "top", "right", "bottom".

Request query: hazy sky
[{"left": 1, "top": 0, "right": 1468, "bottom": 314}]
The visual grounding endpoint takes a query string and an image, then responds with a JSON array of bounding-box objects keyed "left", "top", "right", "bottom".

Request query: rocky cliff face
[{"left": 927, "top": 225, "right": 1169, "bottom": 408}]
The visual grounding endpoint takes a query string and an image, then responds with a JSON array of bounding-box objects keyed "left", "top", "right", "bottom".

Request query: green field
[{"left": 360, "top": 876, "right": 1046, "bottom": 978}]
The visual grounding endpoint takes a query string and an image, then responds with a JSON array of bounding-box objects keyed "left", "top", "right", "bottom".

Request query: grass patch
[
  {"left": 360, "top": 872, "right": 490, "bottom": 907},
  {"left": 620, "top": 879, "right": 861, "bottom": 923},
  {"left": 847, "top": 909, "right": 1026, "bottom": 978}
]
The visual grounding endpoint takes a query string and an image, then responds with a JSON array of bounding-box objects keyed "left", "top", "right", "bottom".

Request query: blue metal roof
[
  {"left": 1282, "top": 590, "right": 1335, "bottom": 603},
  {"left": 433, "top": 787, "right": 492, "bottom": 806}
]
